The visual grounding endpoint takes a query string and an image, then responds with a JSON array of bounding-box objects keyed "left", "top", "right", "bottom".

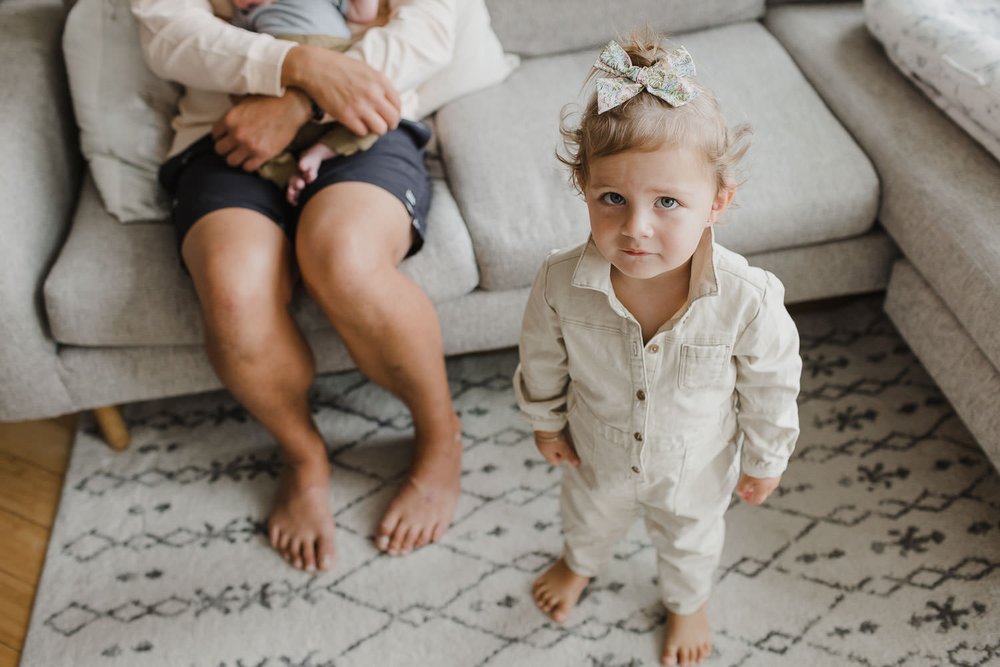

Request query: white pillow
[
  {"left": 62, "top": 0, "right": 518, "bottom": 224},
  {"left": 415, "top": 0, "right": 520, "bottom": 118},
  {"left": 63, "top": 0, "right": 181, "bottom": 223}
]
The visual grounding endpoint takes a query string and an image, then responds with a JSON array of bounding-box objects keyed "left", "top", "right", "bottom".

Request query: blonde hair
[{"left": 558, "top": 30, "right": 751, "bottom": 196}]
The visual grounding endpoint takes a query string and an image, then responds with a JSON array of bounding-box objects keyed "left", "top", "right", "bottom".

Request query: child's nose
[{"left": 622, "top": 211, "right": 653, "bottom": 238}]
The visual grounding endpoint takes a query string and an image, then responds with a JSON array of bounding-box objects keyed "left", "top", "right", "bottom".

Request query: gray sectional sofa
[{"left": 2, "top": 0, "right": 998, "bottom": 467}]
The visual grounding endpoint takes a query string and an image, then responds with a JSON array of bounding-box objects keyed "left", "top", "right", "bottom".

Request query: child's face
[{"left": 584, "top": 143, "right": 734, "bottom": 282}]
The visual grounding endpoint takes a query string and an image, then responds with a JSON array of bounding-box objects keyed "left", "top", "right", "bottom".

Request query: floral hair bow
[{"left": 594, "top": 40, "right": 700, "bottom": 113}]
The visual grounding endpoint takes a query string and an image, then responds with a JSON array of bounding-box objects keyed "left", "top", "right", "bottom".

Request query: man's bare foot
[
  {"left": 286, "top": 143, "right": 338, "bottom": 205},
  {"left": 375, "top": 414, "right": 462, "bottom": 556},
  {"left": 661, "top": 604, "right": 711, "bottom": 666},
  {"left": 267, "top": 457, "right": 336, "bottom": 572},
  {"left": 532, "top": 558, "right": 590, "bottom": 623}
]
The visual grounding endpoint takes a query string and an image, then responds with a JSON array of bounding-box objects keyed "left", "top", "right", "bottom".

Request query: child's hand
[
  {"left": 735, "top": 473, "right": 781, "bottom": 505},
  {"left": 534, "top": 430, "right": 580, "bottom": 467}
]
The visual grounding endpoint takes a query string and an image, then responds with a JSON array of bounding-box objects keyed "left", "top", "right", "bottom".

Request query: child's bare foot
[
  {"left": 267, "top": 457, "right": 336, "bottom": 572},
  {"left": 532, "top": 558, "right": 590, "bottom": 623},
  {"left": 661, "top": 604, "right": 711, "bottom": 666},
  {"left": 375, "top": 414, "right": 462, "bottom": 556},
  {"left": 286, "top": 143, "right": 338, "bottom": 205}
]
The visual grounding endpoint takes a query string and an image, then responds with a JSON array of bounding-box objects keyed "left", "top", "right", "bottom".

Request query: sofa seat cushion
[
  {"left": 44, "top": 173, "right": 479, "bottom": 347},
  {"left": 766, "top": 4, "right": 1000, "bottom": 374},
  {"left": 436, "top": 21, "right": 880, "bottom": 292}
]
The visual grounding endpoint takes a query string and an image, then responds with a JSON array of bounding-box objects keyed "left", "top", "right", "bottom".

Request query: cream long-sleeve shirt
[
  {"left": 513, "top": 229, "right": 802, "bottom": 480},
  {"left": 130, "top": 0, "right": 456, "bottom": 156}
]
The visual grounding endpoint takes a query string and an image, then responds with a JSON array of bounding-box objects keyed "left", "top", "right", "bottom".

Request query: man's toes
[
  {"left": 317, "top": 533, "right": 335, "bottom": 571},
  {"left": 388, "top": 526, "right": 411, "bottom": 555},
  {"left": 300, "top": 539, "right": 318, "bottom": 571},
  {"left": 400, "top": 526, "right": 422, "bottom": 553},
  {"left": 377, "top": 514, "right": 400, "bottom": 552},
  {"left": 412, "top": 527, "right": 430, "bottom": 550}
]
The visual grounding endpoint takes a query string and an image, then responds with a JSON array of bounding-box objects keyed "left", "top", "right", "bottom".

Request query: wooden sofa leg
[{"left": 93, "top": 406, "right": 131, "bottom": 451}]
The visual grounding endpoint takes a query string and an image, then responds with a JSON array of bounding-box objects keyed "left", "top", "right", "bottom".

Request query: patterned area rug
[{"left": 21, "top": 296, "right": 1000, "bottom": 667}]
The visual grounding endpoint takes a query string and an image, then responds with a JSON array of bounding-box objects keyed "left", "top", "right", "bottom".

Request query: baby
[
  {"left": 514, "top": 33, "right": 802, "bottom": 666},
  {"left": 231, "top": 0, "right": 382, "bottom": 204}
]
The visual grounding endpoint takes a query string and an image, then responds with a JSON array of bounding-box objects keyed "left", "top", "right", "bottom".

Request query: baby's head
[{"left": 560, "top": 32, "right": 751, "bottom": 281}]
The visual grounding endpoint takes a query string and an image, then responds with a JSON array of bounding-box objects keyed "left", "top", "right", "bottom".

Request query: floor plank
[
  {"left": 0, "top": 414, "right": 76, "bottom": 476},
  {"left": 0, "top": 452, "right": 62, "bottom": 529},
  {"left": 0, "top": 511, "right": 49, "bottom": 588},
  {"left": 0, "top": 569, "right": 32, "bottom": 652},
  {"left": 0, "top": 642, "right": 18, "bottom": 667}
]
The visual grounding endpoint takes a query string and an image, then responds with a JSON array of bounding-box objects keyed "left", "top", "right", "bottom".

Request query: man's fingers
[
  {"left": 375, "top": 93, "right": 401, "bottom": 130},
  {"left": 225, "top": 146, "right": 252, "bottom": 169},
  {"left": 379, "top": 71, "right": 402, "bottom": 111},
  {"left": 358, "top": 107, "right": 389, "bottom": 137},
  {"left": 337, "top": 109, "right": 368, "bottom": 138}
]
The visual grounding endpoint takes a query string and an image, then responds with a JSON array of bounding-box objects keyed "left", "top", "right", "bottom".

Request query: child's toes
[{"left": 661, "top": 646, "right": 678, "bottom": 666}]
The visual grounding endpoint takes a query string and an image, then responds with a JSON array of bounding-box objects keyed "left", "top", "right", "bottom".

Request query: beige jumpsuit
[{"left": 514, "top": 229, "right": 801, "bottom": 614}]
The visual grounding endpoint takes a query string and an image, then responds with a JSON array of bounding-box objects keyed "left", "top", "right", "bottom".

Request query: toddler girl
[{"left": 514, "top": 33, "right": 802, "bottom": 667}]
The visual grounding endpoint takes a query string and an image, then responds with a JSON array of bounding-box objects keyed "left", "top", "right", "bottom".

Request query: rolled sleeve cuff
[
  {"left": 250, "top": 37, "right": 298, "bottom": 97},
  {"left": 740, "top": 451, "right": 788, "bottom": 479},
  {"left": 529, "top": 416, "right": 568, "bottom": 433}
]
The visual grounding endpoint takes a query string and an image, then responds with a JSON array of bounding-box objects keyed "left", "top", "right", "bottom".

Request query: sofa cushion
[
  {"left": 484, "top": 0, "right": 764, "bottom": 56},
  {"left": 44, "top": 173, "right": 479, "bottom": 346},
  {"left": 766, "top": 4, "right": 1000, "bottom": 373},
  {"left": 436, "top": 21, "right": 880, "bottom": 291},
  {"left": 864, "top": 0, "right": 1000, "bottom": 162}
]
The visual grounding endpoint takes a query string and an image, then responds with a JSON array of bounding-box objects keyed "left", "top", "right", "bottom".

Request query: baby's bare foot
[
  {"left": 532, "top": 558, "right": 590, "bottom": 623},
  {"left": 376, "top": 415, "right": 462, "bottom": 556},
  {"left": 267, "top": 459, "right": 336, "bottom": 572},
  {"left": 661, "top": 604, "right": 711, "bottom": 666},
  {"left": 286, "top": 143, "right": 338, "bottom": 205}
]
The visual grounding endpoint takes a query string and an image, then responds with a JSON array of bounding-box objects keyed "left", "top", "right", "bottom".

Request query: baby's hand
[
  {"left": 534, "top": 430, "right": 580, "bottom": 467},
  {"left": 735, "top": 473, "right": 781, "bottom": 505}
]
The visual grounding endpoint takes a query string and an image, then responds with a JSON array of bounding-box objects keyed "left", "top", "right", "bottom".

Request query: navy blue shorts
[{"left": 159, "top": 119, "right": 433, "bottom": 257}]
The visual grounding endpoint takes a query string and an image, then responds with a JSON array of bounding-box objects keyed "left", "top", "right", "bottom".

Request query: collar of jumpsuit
[{"left": 569, "top": 226, "right": 720, "bottom": 327}]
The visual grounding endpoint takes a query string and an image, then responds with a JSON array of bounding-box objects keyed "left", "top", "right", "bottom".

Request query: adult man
[{"left": 132, "top": 0, "right": 460, "bottom": 571}]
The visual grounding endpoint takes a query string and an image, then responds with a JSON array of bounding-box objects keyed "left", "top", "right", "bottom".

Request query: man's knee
[
  {"left": 296, "top": 218, "right": 401, "bottom": 300},
  {"left": 186, "top": 240, "right": 293, "bottom": 331}
]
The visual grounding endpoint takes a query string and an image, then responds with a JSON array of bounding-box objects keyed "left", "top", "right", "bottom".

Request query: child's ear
[{"left": 707, "top": 188, "right": 736, "bottom": 224}]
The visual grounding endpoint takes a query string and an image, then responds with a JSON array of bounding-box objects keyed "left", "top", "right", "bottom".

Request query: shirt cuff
[
  {"left": 740, "top": 450, "right": 788, "bottom": 479},
  {"left": 251, "top": 37, "right": 298, "bottom": 97},
  {"left": 528, "top": 416, "right": 568, "bottom": 433}
]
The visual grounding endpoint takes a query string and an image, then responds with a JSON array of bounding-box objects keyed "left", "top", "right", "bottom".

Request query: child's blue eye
[
  {"left": 601, "top": 192, "right": 626, "bottom": 205},
  {"left": 656, "top": 197, "right": 678, "bottom": 210}
]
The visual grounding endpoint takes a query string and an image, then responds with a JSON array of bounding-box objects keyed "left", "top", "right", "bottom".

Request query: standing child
[
  {"left": 514, "top": 33, "right": 802, "bottom": 667},
  {"left": 230, "top": 0, "right": 382, "bottom": 204}
]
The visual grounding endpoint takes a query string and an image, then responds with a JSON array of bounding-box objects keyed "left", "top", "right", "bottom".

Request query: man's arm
[
  {"left": 130, "top": 0, "right": 294, "bottom": 96},
  {"left": 347, "top": 0, "right": 458, "bottom": 95}
]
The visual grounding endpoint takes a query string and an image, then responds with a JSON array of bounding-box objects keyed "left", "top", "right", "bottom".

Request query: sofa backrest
[{"left": 483, "top": 0, "right": 766, "bottom": 56}]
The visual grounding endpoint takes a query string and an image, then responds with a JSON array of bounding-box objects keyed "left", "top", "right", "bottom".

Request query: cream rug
[{"left": 21, "top": 296, "right": 1000, "bottom": 666}]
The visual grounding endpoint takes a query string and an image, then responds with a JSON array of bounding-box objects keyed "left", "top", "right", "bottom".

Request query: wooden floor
[{"left": 0, "top": 414, "right": 77, "bottom": 667}]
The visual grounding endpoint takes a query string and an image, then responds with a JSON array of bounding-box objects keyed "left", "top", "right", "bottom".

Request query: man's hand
[
  {"left": 282, "top": 45, "right": 401, "bottom": 137},
  {"left": 735, "top": 473, "right": 781, "bottom": 505},
  {"left": 212, "top": 91, "right": 311, "bottom": 171},
  {"left": 534, "top": 430, "right": 581, "bottom": 468}
]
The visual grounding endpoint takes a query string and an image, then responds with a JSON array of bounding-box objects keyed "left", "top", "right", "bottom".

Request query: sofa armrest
[{"left": 0, "top": 0, "right": 83, "bottom": 420}]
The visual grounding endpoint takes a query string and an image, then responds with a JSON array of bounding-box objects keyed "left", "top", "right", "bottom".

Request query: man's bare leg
[
  {"left": 297, "top": 182, "right": 462, "bottom": 556},
  {"left": 182, "top": 209, "right": 336, "bottom": 571}
]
